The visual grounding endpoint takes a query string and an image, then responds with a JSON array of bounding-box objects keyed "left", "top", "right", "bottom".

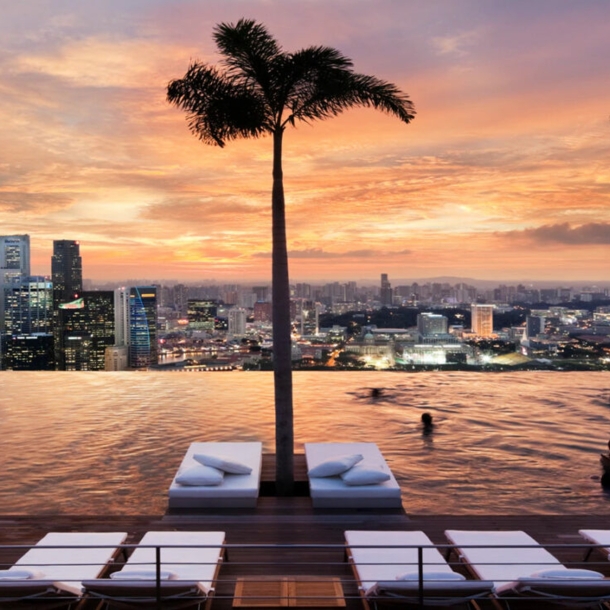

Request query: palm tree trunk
[{"left": 271, "top": 127, "right": 294, "bottom": 496}]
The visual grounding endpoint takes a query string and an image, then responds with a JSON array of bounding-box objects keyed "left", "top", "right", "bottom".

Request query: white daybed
[
  {"left": 168, "top": 442, "right": 263, "bottom": 509},
  {"left": 445, "top": 529, "right": 610, "bottom": 605},
  {"left": 82, "top": 530, "right": 225, "bottom": 610},
  {"left": 304, "top": 442, "right": 402, "bottom": 508},
  {"left": 345, "top": 530, "right": 494, "bottom": 607},
  {"left": 0, "top": 531, "right": 128, "bottom": 606}
]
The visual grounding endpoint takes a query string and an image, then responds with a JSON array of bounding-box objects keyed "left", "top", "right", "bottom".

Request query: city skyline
[{"left": 1, "top": 1, "right": 609, "bottom": 283}]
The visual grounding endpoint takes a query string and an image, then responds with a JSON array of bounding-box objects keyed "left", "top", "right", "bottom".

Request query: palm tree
[{"left": 167, "top": 18, "right": 415, "bottom": 495}]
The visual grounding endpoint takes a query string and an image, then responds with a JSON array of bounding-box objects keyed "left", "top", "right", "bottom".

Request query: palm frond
[
  {"left": 214, "top": 19, "right": 282, "bottom": 99},
  {"left": 167, "top": 63, "right": 270, "bottom": 146},
  {"left": 280, "top": 46, "right": 415, "bottom": 127}
]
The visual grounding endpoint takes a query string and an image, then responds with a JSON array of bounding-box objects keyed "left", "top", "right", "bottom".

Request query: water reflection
[{"left": 0, "top": 371, "right": 609, "bottom": 515}]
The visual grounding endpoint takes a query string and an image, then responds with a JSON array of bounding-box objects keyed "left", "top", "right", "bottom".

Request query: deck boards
[{"left": 1, "top": 454, "right": 610, "bottom": 609}]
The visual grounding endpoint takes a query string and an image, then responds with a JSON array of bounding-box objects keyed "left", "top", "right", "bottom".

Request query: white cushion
[
  {"left": 193, "top": 453, "right": 252, "bottom": 474},
  {"left": 396, "top": 571, "right": 466, "bottom": 581},
  {"left": 308, "top": 454, "right": 363, "bottom": 477},
  {"left": 111, "top": 570, "right": 179, "bottom": 580},
  {"left": 0, "top": 569, "right": 45, "bottom": 580},
  {"left": 528, "top": 568, "right": 604, "bottom": 580},
  {"left": 175, "top": 464, "right": 224, "bottom": 486},
  {"left": 340, "top": 464, "right": 390, "bottom": 486}
]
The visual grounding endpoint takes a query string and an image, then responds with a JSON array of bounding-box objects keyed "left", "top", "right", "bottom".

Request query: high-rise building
[
  {"left": 187, "top": 299, "right": 217, "bottom": 330},
  {"left": 129, "top": 286, "right": 158, "bottom": 368},
  {"left": 114, "top": 287, "right": 130, "bottom": 346},
  {"left": 0, "top": 234, "right": 30, "bottom": 284},
  {"left": 380, "top": 273, "right": 393, "bottom": 306},
  {"left": 471, "top": 304, "right": 495, "bottom": 337},
  {"left": 51, "top": 240, "right": 82, "bottom": 307},
  {"left": 3, "top": 334, "right": 54, "bottom": 370},
  {"left": 228, "top": 307, "right": 247, "bottom": 337},
  {"left": 4, "top": 276, "right": 53, "bottom": 335},
  {"left": 0, "top": 234, "right": 30, "bottom": 333},
  {"left": 52, "top": 240, "right": 83, "bottom": 369},
  {"left": 81, "top": 291, "right": 115, "bottom": 370}
]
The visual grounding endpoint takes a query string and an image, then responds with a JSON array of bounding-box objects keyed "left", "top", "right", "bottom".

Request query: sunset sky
[{"left": 1, "top": 0, "right": 609, "bottom": 285}]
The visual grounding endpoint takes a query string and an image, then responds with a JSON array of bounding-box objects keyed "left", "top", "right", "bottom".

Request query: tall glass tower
[
  {"left": 129, "top": 286, "right": 158, "bottom": 368},
  {"left": 0, "top": 234, "right": 31, "bottom": 334},
  {"left": 52, "top": 240, "right": 83, "bottom": 369},
  {"left": 51, "top": 240, "right": 82, "bottom": 308}
]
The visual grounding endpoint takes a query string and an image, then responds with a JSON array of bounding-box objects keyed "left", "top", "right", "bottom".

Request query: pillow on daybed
[
  {"left": 0, "top": 570, "right": 45, "bottom": 580},
  {"left": 308, "top": 454, "right": 363, "bottom": 477},
  {"left": 340, "top": 463, "right": 390, "bottom": 486},
  {"left": 396, "top": 571, "right": 466, "bottom": 581},
  {"left": 193, "top": 453, "right": 252, "bottom": 475},
  {"left": 527, "top": 568, "right": 604, "bottom": 580},
  {"left": 175, "top": 464, "right": 224, "bottom": 486},
  {"left": 111, "top": 570, "right": 179, "bottom": 580}
]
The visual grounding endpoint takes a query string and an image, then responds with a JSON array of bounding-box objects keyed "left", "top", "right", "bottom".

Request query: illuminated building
[
  {"left": 471, "top": 304, "right": 495, "bottom": 337},
  {"left": 4, "top": 276, "right": 52, "bottom": 335},
  {"left": 129, "top": 286, "right": 158, "bottom": 368},
  {"left": 82, "top": 291, "right": 115, "bottom": 370},
  {"left": 52, "top": 240, "right": 83, "bottom": 369},
  {"left": 0, "top": 234, "right": 30, "bottom": 333},
  {"left": 187, "top": 299, "right": 217, "bottom": 330}
]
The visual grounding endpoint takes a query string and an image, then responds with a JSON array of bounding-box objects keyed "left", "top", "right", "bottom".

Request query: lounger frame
[
  {"left": 0, "top": 531, "right": 128, "bottom": 609},
  {"left": 445, "top": 529, "right": 610, "bottom": 607},
  {"left": 345, "top": 530, "right": 494, "bottom": 609},
  {"left": 82, "top": 531, "right": 226, "bottom": 610}
]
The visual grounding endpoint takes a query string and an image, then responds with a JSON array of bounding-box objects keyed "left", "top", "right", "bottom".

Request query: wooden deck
[{"left": 2, "top": 454, "right": 610, "bottom": 609}]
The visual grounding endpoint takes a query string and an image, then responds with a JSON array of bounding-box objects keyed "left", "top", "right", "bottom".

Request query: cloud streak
[{"left": 0, "top": 0, "right": 609, "bottom": 282}]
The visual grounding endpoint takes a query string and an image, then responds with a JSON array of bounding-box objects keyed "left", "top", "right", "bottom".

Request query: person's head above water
[{"left": 421, "top": 412, "right": 433, "bottom": 426}]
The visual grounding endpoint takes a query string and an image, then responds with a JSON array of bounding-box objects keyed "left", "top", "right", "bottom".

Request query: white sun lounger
[
  {"left": 445, "top": 530, "right": 610, "bottom": 605},
  {"left": 168, "top": 442, "right": 263, "bottom": 509},
  {"left": 0, "top": 531, "right": 128, "bottom": 608},
  {"left": 305, "top": 443, "right": 402, "bottom": 508},
  {"left": 82, "top": 531, "right": 226, "bottom": 610},
  {"left": 579, "top": 529, "right": 610, "bottom": 561},
  {"left": 345, "top": 530, "right": 494, "bottom": 608}
]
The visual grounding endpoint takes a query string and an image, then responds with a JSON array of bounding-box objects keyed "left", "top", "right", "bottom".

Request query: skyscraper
[
  {"left": 129, "top": 286, "right": 158, "bottom": 368},
  {"left": 51, "top": 240, "right": 82, "bottom": 308},
  {"left": 0, "top": 234, "right": 30, "bottom": 284},
  {"left": 471, "top": 304, "right": 495, "bottom": 337},
  {"left": 81, "top": 291, "right": 115, "bottom": 370},
  {"left": 4, "top": 276, "right": 53, "bottom": 335},
  {"left": 114, "top": 287, "right": 130, "bottom": 346},
  {"left": 0, "top": 234, "right": 30, "bottom": 333},
  {"left": 380, "top": 273, "right": 393, "bottom": 306},
  {"left": 51, "top": 240, "right": 83, "bottom": 369},
  {"left": 2, "top": 275, "right": 53, "bottom": 370}
]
